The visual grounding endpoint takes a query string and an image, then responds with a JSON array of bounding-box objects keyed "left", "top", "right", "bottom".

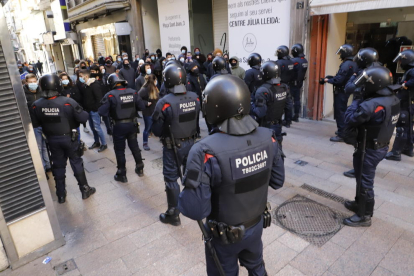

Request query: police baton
[
  {"left": 356, "top": 128, "right": 367, "bottom": 216},
  {"left": 408, "top": 90, "right": 413, "bottom": 144},
  {"left": 168, "top": 125, "right": 225, "bottom": 276},
  {"left": 42, "top": 132, "right": 53, "bottom": 167}
]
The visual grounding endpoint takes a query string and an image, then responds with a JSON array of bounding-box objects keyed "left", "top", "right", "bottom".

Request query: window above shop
[{"left": 310, "top": 0, "right": 414, "bottom": 15}]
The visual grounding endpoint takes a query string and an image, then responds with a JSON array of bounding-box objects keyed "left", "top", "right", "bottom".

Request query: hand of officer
[
  {"left": 148, "top": 102, "right": 152, "bottom": 106},
  {"left": 402, "top": 83, "right": 408, "bottom": 90},
  {"left": 324, "top": 78, "right": 328, "bottom": 82}
]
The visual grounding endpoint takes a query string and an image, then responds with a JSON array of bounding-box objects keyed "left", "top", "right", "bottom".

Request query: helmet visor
[
  {"left": 354, "top": 70, "right": 374, "bottom": 87},
  {"left": 335, "top": 46, "right": 343, "bottom": 55},
  {"left": 393, "top": 52, "right": 404, "bottom": 63}
]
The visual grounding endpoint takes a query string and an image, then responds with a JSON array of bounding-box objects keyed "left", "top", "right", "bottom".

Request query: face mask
[
  {"left": 101, "top": 69, "right": 105, "bottom": 74},
  {"left": 99, "top": 56, "right": 102, "bottom": 58},
  {"left": 167, "top": 57, "right": 171, "bottom": 61},
  {"left": 171, "top": 57, "right": 176, "bottom": 60},
  {"left": 117, "top": 58, "right": 122, "bottom": 62},
  {"left": 180, "top": 58, "right": 185, "bottom": 63},
  {"left": 192, "top": 68, "right": 199, "bottom": 75},
  {"left": 123, "top": 63, "right": 129, "bottom": 68},
  {"left": 208, "top": 57, "right": 212, "bottom": 61},
  {"left": 231, "top": 62, "right": 237, "bottom": 67},
  {"left": 195, "top": 51, "right": 200, "bottom": 55},
  {"left": 181, "top": 50, "right": 186, "bottom": 54},
  {"left": 146, "top": 69, "right": 151, "bottom": 75},
  {"left": 62, "top": 79, "right": 70, "bottom": 85},
  {"left": 145, "top": 51, "right": 149, "bottom": 55},
  {"left": 162, "top": 61, "right": 166, "bottom": 65},
  {"left": 155, "top": 81, "right": 158, "bottom": 87},
  {"left": 90, "top": 73, "right": 98, "bottom": 78},
  {"left": 28, "top": 83, "right": 38, "bottom": 90},
  {"left": 79, "top": 77, "right": 85, "bottom": 83},
  {"left": 123, "top": 57, "right": 128, "bottom": 60},
  {"left": 136, "top": 58, "right": 140, "bottom": 61},
  {"left": 151, "top": 57, "right": 155, "bottom": 61},
  {"left": 81, "top": 66, "right": 86, "bottom": 69}
]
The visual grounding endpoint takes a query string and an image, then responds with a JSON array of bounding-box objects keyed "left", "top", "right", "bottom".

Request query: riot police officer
[
  {"left": 98, "top": 73, "right": 144, "bottom": 182},
  {"left": 30, "top": 74, "right": 96, "bottom": 203},
  {"left": 291, "top": 44, "right": 308, "bottom": 122},
  {"left": 159, "top": 60, "right": 183, "bottom": 97},
  {"left": 385, "top": 49, "right": 414, "bottom": 160},
  {"left": 244, "top": 53, "right": 264, "bottom": 99},
  {"left": 275, "top": 45, "right": 295, "bottom": 127},
  {"left": 343, "top": 47, "right": 379, "bottom": 178},
  {"left": 322, "top": 44, "right": 358, "bottom": 142},
  {"left": 252, "top": 61, "right": 291, "bottom": 145},
  {"left": 209, "top": 57, "right": 229, "bottom": 81},
  {"left": 178, "top": 75, "right": 285, "bottom": 275},
  {"left": 152, "top": 65, "right": 200, "bottom": 226},
  {"left": 343, "top": 67, "right": 400, "bottom": 227}
]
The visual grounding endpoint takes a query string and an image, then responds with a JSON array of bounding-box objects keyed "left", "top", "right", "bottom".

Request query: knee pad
[
  {"left": 396, "top": 127, "right": 404, "bottom": 138},
  {"left": 398, "top": 111, "right": 409, "bottom": 127}
]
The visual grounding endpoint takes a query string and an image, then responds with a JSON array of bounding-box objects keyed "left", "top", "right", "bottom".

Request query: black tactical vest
[
  {"left": 204, "top": 127, "right": 274, "bottom": 226},
  {"left": 360, "top": 95, "right": 400, "bottom": 146},
  {"left": 261, "top": 83, "right": 287, "bottom": 123},
  {"left": 33, "top": 96, "right": 78, "bottom": 136},
  {"left": 108, "top": 88, "right": 137, "bottom": 120},
  {"left": 292, "top": 56, "right": 308, "bottom": 83},
  {"left": 276, "top": 58, "right": 295, "bottom": 84},
  {"left": 160, "top": 92, "right": 199, "bottom": 139}
]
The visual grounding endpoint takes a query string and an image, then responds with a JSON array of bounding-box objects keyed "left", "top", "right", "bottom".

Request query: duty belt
[
  {"left": 264, "top": 120, "right": 282, "bottom": 126},
  {"left": 243, "top": 215, "right": 262, "bottom": 229},
  {"left": 365, "top": 140, "right": 388, "bottom": 150},
  {"left": 113, "top": 118, "right": 134, "bottom": 125}
]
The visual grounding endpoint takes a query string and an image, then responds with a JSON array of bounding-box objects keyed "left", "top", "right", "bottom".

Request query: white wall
[
  {"left": 141, "top": 0, "right": 161, "bottom": 54},
  {"left": 323, "top": 13, "right": 348, "bottom": 120}
]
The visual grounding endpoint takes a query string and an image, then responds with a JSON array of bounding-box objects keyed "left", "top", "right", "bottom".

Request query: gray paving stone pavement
[{"left": 1, "top": 118, "right": 414, "bottom": 276}]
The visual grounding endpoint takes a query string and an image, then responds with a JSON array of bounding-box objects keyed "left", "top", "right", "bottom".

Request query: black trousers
[
  {"left": 334, "top": 91, "right": 350, "bottom": 137},
  {"left": 113, "top": 122, "right": 143, "bottom": 172}
]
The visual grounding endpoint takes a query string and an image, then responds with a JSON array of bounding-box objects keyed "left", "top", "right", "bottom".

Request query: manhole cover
[
  {"left": 54, "top": 259, "right": 77, "bottom": 275},
  {"left": 274, "top": 195, "right": 345, "bottom": 246},
  {"left": 152, "top": 157, "right": 163, "bottom": 170}
]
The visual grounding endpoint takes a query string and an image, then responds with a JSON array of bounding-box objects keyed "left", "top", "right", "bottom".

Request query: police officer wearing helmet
[
  {"left": 290, "top": 43, "right": 308, "bottom": 122},
  {"left": 385, "top": 49, "right": 414, "bottom": 161},
  {"left": 30, "top": 74, "right": 96, "bottom": 203},
  {"left": 98, "top": 73, "right": 145, "bottom": 183},
  {"left": 178, "top": 75, "right": 285, "bottom": 275},
  {"left": 275, "top": 45, "right": 295, "bottom": 127},
  {"left": 252, "top": 61, "right": 291, "bottom": 145},
  {"left": 152, "top": 65, "right": 200, "bottom": 226},
  {"left": 343, "top": 47, "right": 380, "bottom": 178},
  {"left": 186, "top": 61, "right": 206, "bottom": 139},
  {"left": 321, "top": 44, "right": 359, "bottom": 143},
  {"left": 209, "top": 57, "right": 229, "bottom": 81},
  {"left": 159, "top": 60, "right": 183, "bottom": 97},
  {"left": 343, "top": 67, "right": 400, "bottom": 227},
  {"left": 244, "top": 53, "right": 264, "bottom": 99}
]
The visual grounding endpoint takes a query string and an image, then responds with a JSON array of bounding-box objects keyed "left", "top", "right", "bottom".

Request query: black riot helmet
[
  {"left": 247, "top": 53, "right": 262, "bottom": 67},
  {"left": 107, "top": 73, "right": 127, "bottom": 89},
  {"left": 354, "top": 48, "right": 379, "bottom": 69},
  {"left": 261, "top": 61, "right": 280, "bottom": 84},
  {"left": 354, "top": 66, "right": 393, "bottom": 96},
  {"left": 39, "top": 74, "right": 61, "bottom": 98},
  {"left": 336, "top": 44, "right": 354, "bottom": 60},
  {"left": 212, "top": 57, "right": 227, "bottom": 73},
  {"left": 202, "top": 75, "right": 250, "bottom": 125},
  {"left": 276, "top": 45, "right": 290, "bottom": 59},
  {"left": 393, "top": 49, "right": 414, "bottom": 71},
  {"left": 163, "top": 65, "right": 186, "bottom": 94},
  {"left": 164, "top": 59, "right": 182, "bottom": 69},
  {"left": 291, "top": 44, "right": 304, "bottom": 57}
]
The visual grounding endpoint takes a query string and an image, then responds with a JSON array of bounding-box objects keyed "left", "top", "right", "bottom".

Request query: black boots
[
  {"left": 75, "top": 172, "right": 96, "bottom": 199},
  {"left": 292, "top": 114, "right": 299, "bottom": 122},
  {"left": 135, "top": 163, "right": 144, "bottom": 177},
  {"left": 343, "top": 169, "right": 355, "bottom": 178},
  {"left": 55, "top": 178, "right": 66, "bottom": 204},
  {"left": 159, "top": 207, "right": 181, "bottom": 226},
  {"left": 385, "top": 151, "right": 401, "bottom": 161},
  {"left": 343, "top": 199, "right": 374, "bottom": 227},
  {"left": 89, "top": 142, "right": 100, "bottom": 149},
  {"left": 330, "top": 136, "right": 344, "bottom": 142},
  {"left": 344, "top": 200, "right": 358, "bottom": 213},
  {"left": 160, "top": 187, "right": 181, "bottom": 226},
  {"left": 114, "top": 168, "right": 127, "bottom": 183}
]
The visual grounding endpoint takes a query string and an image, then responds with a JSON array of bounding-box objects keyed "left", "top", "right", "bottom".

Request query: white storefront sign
[
  {"left": 157, "top": 0, "right": 191, "bottom": 56},
  {"left": 228, "top": 0, "right": 291, "bottom": 70}
]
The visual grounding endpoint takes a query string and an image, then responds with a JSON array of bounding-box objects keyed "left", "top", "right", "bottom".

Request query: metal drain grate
[
  {"left": 273, "top": 195, "right": 346, "bottom": 246},
  {"left": 54, "top": 259, "right": 77, "bottom": 275},
  {"left": 300, "top": 183, "right": 348, "bottom": 204},
  {"left": 152, "top": 157, "right": 163, "bottom": 170}
]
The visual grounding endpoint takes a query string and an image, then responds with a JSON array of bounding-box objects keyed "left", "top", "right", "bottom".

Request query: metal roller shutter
[
  {"left": 92, "top": 34, "right": 106, "bottom": 59},
  {"left": 0, "top": 43, "right": 45, "bottom": 223},
  {"left": 213, "top": 0, "right": 229, "bottom": 54}
]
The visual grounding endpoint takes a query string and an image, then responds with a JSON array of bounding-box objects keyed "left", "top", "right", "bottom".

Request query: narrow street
[{"left": 1, "top": 118, "right": 413, "bottom": 276}]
